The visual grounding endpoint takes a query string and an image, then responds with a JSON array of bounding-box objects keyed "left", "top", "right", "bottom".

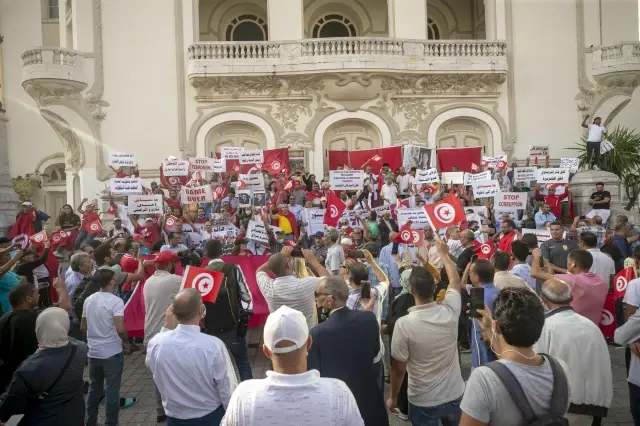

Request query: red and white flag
[
  {"left": 29, "top": 230, "right": 48, "bottom": 246},
  {"left": 180, "top": 265, "right": 224, "bottom": 303},
  {"left": 614, "top": 267, "right": 636, "bottom": 301},
  {"left": 50, "top": 229, "right": 71, "bottom": 245},
  {"left": 11, "top": 234, "right": 30, "bottom": 250},
  {"left": 423, "top": 194, "right": 466, "bottom": 231},
  {"left": 237, "top": 179, "right": 247, "bottom": 190},
  {"left": 165, "top": 215, "right": 179, "bottom": 232},
  {"left": 480, "top": 159, "right": 488, "bottom": 167},
  {"left": 397, "top": 223, "right": 424, "bottom": 246},
  {"left": 471, "top": 163, "right": 479, "bottom": 173},
  {"left": 283, "top": 180, "right": 294, "bottom": 191},
  {"left": 496, "top": 160, "right": 507, "bottom": 171},
  {"left": 87, "top": 220, "right": 103, "bottom": 235},
  {"left": 213, "top": 185, "right": 228, "bottom": 201},
  {"left": 323, "top": 191, "right": 347, "bottom": 227},
  {"left": 473, "top": 239, "right": 496, "bottom": 260}
]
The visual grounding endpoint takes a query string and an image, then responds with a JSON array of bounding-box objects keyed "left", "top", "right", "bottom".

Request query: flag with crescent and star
[
  {"left": 423, "top": 194, "right": 466, "bottom": 231},
  {"left": 180, "top": 266, "right": 224, "bottom": 303},
  {"left": 323, "top": 190, "right": 347, "bottom": 227}
]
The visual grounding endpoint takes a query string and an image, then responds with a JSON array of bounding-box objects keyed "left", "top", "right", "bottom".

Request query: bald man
[{"left": 534, "top": 279, "right": 612, "bottom": 425}]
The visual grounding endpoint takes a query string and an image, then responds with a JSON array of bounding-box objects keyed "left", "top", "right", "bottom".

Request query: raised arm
[
  {"left": 302, "top": 249, "right": 331, "bottom": 277},
  {"left": 581, "top": 114, "right": 590, "bottom": 129},
  {"left": 363, "top": 249, "right": 389, "bottom": 284},
  {"left": 77, "top": 198, "right": 88, "bottom": 214},
  {"left": 0, "top": 250, "right": 23, "bottom": 276},
  {"left": 530, "top": 248, "right": 555, "bottom": 281},
  {"left": 436, "top": 240, "right": 460, "bottom": 292}
]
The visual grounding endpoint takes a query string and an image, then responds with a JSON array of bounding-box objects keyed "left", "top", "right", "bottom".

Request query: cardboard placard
[
  {"left": 162, "top": 160, "right": 189, "bottom": 177},
  {"left": 494, "top": 192, "right": 528, "bottom": 210},
  {"left": 246, "top": 220, "right": 270, "bottom": 244},
  {"left": 237, "top": 190, "right": 252, "bottom": 207},
  {"left": 238, "top": 173, "right": 265, "bottom": 190},
  {"left": 415, "top": 168, "right": 440, "bottom": 184},
  {"left": 522, "top": 228, "right": 552, "bottom": 245},
  {"left": 303, "top": 208, "right": 326, "bottom": 236},
  {"left": 189, "top": 157, "right": 215, "bottom": 172},
  {"left": 109, "top": 178, "right": 143, "bottom": 194},
  {"left": 213, "top": 159, "right": 226, "bottom": 173},
  {"left": 181, "top": 185, "right": 213, "bottom": 203},
  {"left": 396, "top": 207, "right": 431, "bottom": 229},
  {"left": 464, "top": 171, "right": 492, "bottom": 185},
  {"left": 514, "top": 167, "right": 537, "bottom": 182},
  {"left": 560, "top": 158, "right": 579, "bottom": 172},
  {"left": 482, "top": 154, "right": 507, "bottom": 168},
  {"left": 536, "top": 168, "right": 571, "bottom": 184},
  {"left": 128, "top": 195, "right": 163, "bottom": 215},
  {"left": 239, "top": 150, "right": 264, "bottom": 165},
  {"left": 440, "top": 172, "right": 465, "bottom": 185},
  {"left": 109, "top": 152, "right": 136, "bottom": 167},
  {"left": 221, "top": 147, "right": 244, "bottom": 160},
  {"left": 330, "top": 170, "right": 365, "bottom": 191},
  {"left": 529, "top": 145, "right": 549, "bottom": 157},
  {"left": 471, "top": 180, "right": 500, "bottom": 198}
]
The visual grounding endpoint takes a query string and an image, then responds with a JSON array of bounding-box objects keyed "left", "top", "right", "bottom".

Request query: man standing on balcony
[{"left": 581, "top": 114, "right": 607, "bottom": 170}]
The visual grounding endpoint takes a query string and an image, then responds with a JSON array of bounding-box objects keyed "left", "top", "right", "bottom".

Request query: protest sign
[
  {"left": 237, "top": 190, "right": 252, "bottom": 207},
  {"left": 464, "top": 171, "right": 492, "bottom": 185},
  {"left": 560, "top": 158, "right": 579, "bottom": 172},
  {"left": 238, "top": 173, "right": 265, "bottom": 190},
  {"left": 396, "top": 208, "right": 431, "bottom": 229},
  {"left": 181, "top": 185, "right": 213, "bottom": 203},
  {"left": 162, "top": 160, "right": 189, "bottom": 177},
  {"left": 529, "top": 145, "right": 549, "bottom": 158},
  {"left": 209, "top": 224, "right": 240, "bottom": 239},
  {"left": 110, "top": 178, "right": 142, "bottom": 194},
  {"left": 212, "top": 159, "right": 226, "bottom": 173},
  {"left": 222, "top": 147, "right": 244, "bottom": 160},
  {"left": 240, "top": 150, "right": 264, "bottom": 165},
  {"left": 246, "top": 220, "right": 271, "bottom": 244},
  {"left": 471, "top": 180, "right": 500, "bottom": 198},
  {"left": 494, "top": 192, "right": 528, "bottom": 210},
  {"left": 252, "top": 191, "right": 267, "bottom": 207},
  {"left": 440, "top": 172, "right": 465, "bottom": 185},
  {"left": 128, "top": 195, "right": 163, "bottom": 215},
  {"left": 339, "top": 210, "right": 363, "bottom": 228},
  {"left": 109, "top": 152, "right": 136, "bottom": 167},
  {"left": 522, "top": 228, "right": 552, "bottom": 245},
  {"left": 482, "top": 154, "right": 507, "bottom": 168},
  {"left": 514, "top": 167, "right": 537, "bottom": 182},
  {"left": 415, "top": 168, "right": 440, "bottom": 184},
  {"left": 465, "top": 206, "right": 488, "bottom": 217},
  {"left": 188, "top": 157, "right": 215, "bottom": 172},
  {"left": 330, "top": 170, "right": 365, "bottom": 191},
  {"left": 536, "top": 168, "right": 571, "bottom": 184},
  {"left": 303, "top": 208, "right": 326, "bottom": 235}
]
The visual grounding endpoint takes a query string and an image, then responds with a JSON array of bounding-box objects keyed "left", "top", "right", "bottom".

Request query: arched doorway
[
  {"left": 436, "top": 117, "right": 491, "bottom": 153},
  {"left": 205, "top": 121, "right": 267, "bottom": 157},
  {"left": 322, "top": 119, "right": 381, "bottom": 170},
  {"left": 42, "top": 163, "right": 67, "bottom": 233}
]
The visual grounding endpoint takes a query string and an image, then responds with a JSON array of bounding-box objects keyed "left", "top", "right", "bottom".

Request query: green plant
[
  {"left": 11, "top": 173, "right": 45, "bottom": 203},
  {"left": 569, "top": 126, "right": 640, "bottom": 210}
]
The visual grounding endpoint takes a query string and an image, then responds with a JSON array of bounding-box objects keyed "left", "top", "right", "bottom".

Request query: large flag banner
[
  {"left": 437, "top": 147, "right": 482, "bottom": 172},
  {"left": 423, "top": 194, "right": 466, "bottom": 230},
  {"left": 328, "top": 147, "right": 403, "bottom": 173},
  {"left": 181, "top": 266, "right": 224, "bottom": 303}
]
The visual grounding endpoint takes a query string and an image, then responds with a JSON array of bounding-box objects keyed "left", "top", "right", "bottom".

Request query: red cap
[{"left": 154, "top": 250, "right": 180, "bottom": 265}]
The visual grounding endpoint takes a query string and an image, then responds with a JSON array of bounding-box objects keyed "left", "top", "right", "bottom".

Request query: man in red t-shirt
[
  {"left": 494, "top": 219, "right": 520, "bottom": 254},
  {"left": 536, "top": 184, "right": 569, "bottom": 219},
  {"left": 306, "top": 182, "right": 324, "bottom": 203},
  {"left": 165, "top": 188, "right": 182, "bottom": 210},
  {"left": 136, "top": 218, "right": 161, "bottom": 250}
]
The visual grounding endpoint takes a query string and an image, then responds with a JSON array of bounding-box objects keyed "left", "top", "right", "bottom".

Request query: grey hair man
[
  {"left": 324, "top": 227, "right": 345, "bottom": 275},
  {"left": 534, "top": 279, "right": 612, "bottom": 425}
]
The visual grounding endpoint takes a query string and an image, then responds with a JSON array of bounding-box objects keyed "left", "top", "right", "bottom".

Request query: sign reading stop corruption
[{"left": 494, "top": 192, "right": 528, "bottom": 210}]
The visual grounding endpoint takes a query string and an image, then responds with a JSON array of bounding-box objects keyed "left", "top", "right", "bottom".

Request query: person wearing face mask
[
  {"left": 146, "top": 289, "right": 238, "bottom": 425},
  {"left": 534, "top": 279, "right": 612, "bottom": 426},
  {"left": 308, "top": 276, "right": 388, "bottom": 426},
  {"left": 460, "top": 288, "right": 571, "bottom": 426}
]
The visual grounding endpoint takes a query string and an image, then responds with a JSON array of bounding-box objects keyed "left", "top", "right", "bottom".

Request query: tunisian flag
[
  {"left": 423, "top": 194, "right": 466, "bottom": 230},
  {"left": 473, "top": 239, "right": 496, "bottom": 260},
  {"left": 614, "top": 267, "right": 636, "bottom": 300},
  {"left": 437, "top": 147, "right": 482, "bottom": 172},
  {"left": 180, "top": 266, "right": 224, "bottom": 303},
  {"left": 599, "top": 292, "right": 616, "bottom": 339},
  {"left": 86, "top": 220, "right": 103, "bottom": 235},
  {"left": 29, "top": 230, "right": 48, "bottom": 246},
  {"left": 328, "top": 147, "right": 402, "bottom": 173},
  {"left": 323, "top": 191, "right": 347, "bottom": 227}
]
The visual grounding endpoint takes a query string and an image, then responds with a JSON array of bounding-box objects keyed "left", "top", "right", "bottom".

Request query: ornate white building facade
[{"left": 0, "top": 0, "right": 639, "bottom": 231}]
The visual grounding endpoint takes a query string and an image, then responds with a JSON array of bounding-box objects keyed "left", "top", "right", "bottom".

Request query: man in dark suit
[{"left": 308, "top": 276, "right": 389, "bottom": 426}]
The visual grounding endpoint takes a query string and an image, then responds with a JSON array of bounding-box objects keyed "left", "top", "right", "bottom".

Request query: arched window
[
  {"left": 43, "top": 163, "right": 66, "bottom": 183},
  {"left": 427, "top": 17, "right": 440, "bottom": 40},
  {"left": 312, "top": 14, "right": 357, "bottom": 38},
  {"left": 225, "top": 14, "right": 268, "bottom": 41}
]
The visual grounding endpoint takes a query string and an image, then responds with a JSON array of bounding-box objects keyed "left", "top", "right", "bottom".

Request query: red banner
[
  {"left": 436, "top": 147, "right": 482, "bottom": 172},
  {"left": 328, "top": 147, "right": 403, "bottom": 173},
  {"left": 216, "top": 149, "right": 290, "bottom": 177}
]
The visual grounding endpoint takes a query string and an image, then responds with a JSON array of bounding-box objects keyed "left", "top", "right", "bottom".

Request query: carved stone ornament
[
  {"left": 191, "top": 76, "right": 325, "bottom": 99},
  {"left": 381, "top": 73, "right": 507, "bottom": 95},
  {"left": 40, "top": 109, "right": 86, "bottom": 171},
  {"left": 273, "top": 100, "right": 313, "bottom": 131},
  {"left": 391, "top": 98, "right": 429, "bottom": 130},
  {"left": 281, "top": 132, "right": 312, "bottom": 149}
]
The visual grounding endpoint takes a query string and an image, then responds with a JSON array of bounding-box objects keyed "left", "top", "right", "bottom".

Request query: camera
[{"left": 177, "top": 248, "right": 204, "bottom": 267}]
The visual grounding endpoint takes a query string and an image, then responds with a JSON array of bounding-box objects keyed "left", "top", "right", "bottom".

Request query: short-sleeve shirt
[
  {"left": 587, "top": 124, "right": 607, "bottom": 142},
  {"left": 590, "top": 190, "right": 611, "bottom": 210},
  {"left": 82, "top": 292, "right": 125, "bottom": 359},
  {"left": 555, "top": 273, "right": 608, "bottom": 325},
  {"left": 256, "top": 272, "right": 319, "bottom": 329},
  {"left": 59, "top": 214, "right": 81, "bottom": 230},
  {"left": 325, "top": 244, "right": 345, "bottom": 274},
  {"left": 540, "top": 239, "right": 579, "bottom": 269},
  {"left": 623, "top": 278, "right": 640, "bottom": 308}
]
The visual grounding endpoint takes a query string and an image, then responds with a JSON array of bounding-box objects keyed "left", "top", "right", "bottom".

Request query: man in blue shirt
[
  {"left": 534, "top": 203, "right": 556, "bottom": 229},
  {"left": 466, "top": 259, "right": 500, "bottom": 367}
]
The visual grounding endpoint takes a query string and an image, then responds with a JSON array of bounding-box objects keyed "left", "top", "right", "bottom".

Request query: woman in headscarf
[{"left": 0, "top": 307, "right": 87, "bottom": 426}]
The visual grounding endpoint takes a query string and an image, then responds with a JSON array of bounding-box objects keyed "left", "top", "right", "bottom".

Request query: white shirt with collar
[
  {"left": 587, "top": 248, "right": 615, "bottom": 284},
  {"left": 146, "top": 325, "right": 238, "bottom": 420}
]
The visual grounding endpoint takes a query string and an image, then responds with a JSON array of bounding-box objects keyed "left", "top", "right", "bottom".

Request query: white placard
[
  {"left": 237, "top": 190, "right": 252, "bottom": 207},
  {"left": 213, "top": 159, "right": 226, "bottom": 173},
  {"left": 162, "top": 160, "right": 189, "bottom": 177},
  {"left": 440, "top": 172, "right": 465, "bottom": 185},
  {"left": 238, "top": 173, "right": 265, "bottom": 190},
  {"left": 536, "top": 168, "right": 571, "bottom": 184},
  {"left": 465, "top": 206, "right": 488, "bottom": 217},
  {"left": 396, "top": 207, "right": 431, "bottom": 229},
  {"left": 246, "top": 220, "right": 270, "bottom": 244},
  {"left": 482, "top": 154, "right": 507, "bottom": 168},
  {"left": 339, "top": 209, "right": 363, "bottom": 229},
  {"left": 464, "top": 171, "right": 492, "bottom": 185},
  {"left": 222, "top": 147, "right": 244, "bottom": 160},
  {"left": 303, "top": 208, "right": 326, "bottom": 235},
  {"left": 514, "top": 167, "right": 538, "bottom": 182},
  {"left": 471, "top": 180, "right": 500, "bottom": 198},
  {"left": 109, "top": 178, "right": 143, "bottom": 194},
  {"left": 415, "top": 168, "right": 440, "bottom": 185},
  {"left": 239, "top": 150, "right": 264, "bottom": 165},
  {"left": 128, "top": 195, "right": 163, "bottom": 215},
  {"left": 494, "top": 192, "right": 528, "bottom": 210},
  {"left": 330, "top": 170, "right": 365, "bottom": 191},
  {"left": 188, "top": 157, "right": 215, "bottom": 172},
  {"left": 109, "top": 152, "right": 136, "bottom": 167},
  {"left": 529, "top": 145, "right": 549, "bottom": 157},
  {"left": 208, "top": 224, "right": 240, "bottom": 239},
  {"left": 181, "top": 185, "right": 213, "bottom": 203},
  {"left": 522, "top": 228, "right": 552, "bottom": 245},
  {"left": 560, "top": 158, "right": 579, "bottom": 172}
]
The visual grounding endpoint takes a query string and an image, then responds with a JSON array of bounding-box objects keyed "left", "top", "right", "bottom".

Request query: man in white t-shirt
[
  {"left": 581, "top": 114, "right": 607, "bottom": 170},
  {"left": 381, "top": 174, "right": 399, "bottom": 205},
  {"left": 396, "top": 167, "right": 412, "bottom": 199},
  {"left": 221, "top": 306, "right": 364, "bottom": 426},
  {"left": 82, "top": 268, "right": 132, "bottom": 426}
]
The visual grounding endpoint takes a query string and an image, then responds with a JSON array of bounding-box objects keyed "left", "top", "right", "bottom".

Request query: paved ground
[{"left": 92, "top": 327, "right": 634, "bottom": 425}]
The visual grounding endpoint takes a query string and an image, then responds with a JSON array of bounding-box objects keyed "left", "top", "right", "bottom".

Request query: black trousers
[
  {"left": 629, "top": 382, "right": 640, "bottom": 425},
  {"left": 586, "top": 141, "right": 601, "bottom": 167},
  {"left": 38, "top": 287, "right": 51, "bottom": 309}
]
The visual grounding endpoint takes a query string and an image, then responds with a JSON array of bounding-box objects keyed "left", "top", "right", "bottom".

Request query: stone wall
[{"left": 0, "top": 110, "right": 19, "bottom": 236}]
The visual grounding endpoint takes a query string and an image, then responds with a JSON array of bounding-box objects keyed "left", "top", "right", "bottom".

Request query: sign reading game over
[
  {"left": 330, "top": 170, "right": 365, "bottom": 191},
  {"left": 513, "top": 167, "right": 537, "bottom": 182},
  {"left": 240, "top": 150, "right": 264, "bottom": 165},
  {"left": 494, "top": 192, "right": 528, "bottom": 210},
  {"left": 415, "top": 168, "right": 440, "bottom": 184},
  {"left": 109, "top": 152, "right": 136, "bottom": 167},
  {"left": 162, "top": 160, "right": 189, "bottom": 176},
  {"left": 127, "top": 195, "right": 163, "bottom": 215},
  {"left": 188, "top": 157, "right": 215, "bottom": 172},
  {"left": 181, "top": 185, "right": 213, "bottom": 203},
  {"left": 109, "top": 178, "right": 143, "bottom": 194},
  {"left": 536, "top": 168, "right": 571, "bottom": 184}
]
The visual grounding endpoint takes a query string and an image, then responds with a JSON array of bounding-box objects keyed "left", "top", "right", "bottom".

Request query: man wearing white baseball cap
[{"left": 221, "top": 306, "right": 364, "bottom": 426}]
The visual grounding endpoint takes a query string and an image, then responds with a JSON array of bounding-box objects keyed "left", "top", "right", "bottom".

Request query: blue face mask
[{"left": 140, "top": 247, "right": 150, "bottom": 255}]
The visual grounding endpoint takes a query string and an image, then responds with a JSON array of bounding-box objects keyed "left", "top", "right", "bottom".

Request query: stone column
[
  {"left": 485, "top": 0, "right": 497, "bottom": 40},
  {"left": 388, "top": 0, "right": 427, "bottom": 40},
  {"left": 267, "top": 0, "right": 304, "bottom": 41},
  {"left": 0, "top": 108, "right": 19, "bottom": 237}
]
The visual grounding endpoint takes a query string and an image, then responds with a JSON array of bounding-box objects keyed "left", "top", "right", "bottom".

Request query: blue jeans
[
  {"left": 213, "top": 330, "right": 253, "bottom": 382},
  {"left": 86, "top": 352, "right": 124, "bottom": 426},
  {"left": 409, "top": 397, "right": 462, "bottom": 426},
  {"left": 168, "top": 405, "right": 224, "bottom": 426},
  {"left": 75, "top": 230, "right": 95, "bottom": 249}
]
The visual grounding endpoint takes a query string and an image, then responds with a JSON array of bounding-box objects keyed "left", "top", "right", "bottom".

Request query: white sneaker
[{"left": 391, "top": 408, "right": 409, "bottom": 421}]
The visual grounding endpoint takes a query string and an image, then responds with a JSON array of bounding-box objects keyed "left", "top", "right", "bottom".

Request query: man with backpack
[
  {"left": 460, "top": 287, "right": 571, "bottom": 425},
  {"left": 204, "top": 239, "right": 253, "bottom": 381}
]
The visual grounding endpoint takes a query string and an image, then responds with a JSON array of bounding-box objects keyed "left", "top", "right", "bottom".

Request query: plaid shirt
[{"left": 568, "top": 225, "right": 606, "bottom": 248}]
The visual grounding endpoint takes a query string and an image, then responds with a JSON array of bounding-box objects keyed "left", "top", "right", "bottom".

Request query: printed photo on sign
[
  {"left": 238, "top": 173, "right": 265, "bottom": 190},
  {"left": 513, "top": 167, "right": 537, "bottom": 182},
  {"left": 415, "top": 168, "right": 440, "bottom": 184},
  {"left": 181, "top": 185, "right": 213, "bottom": 203},
  {"left": 237, "top": 190, "right": 252, "bottom": 207},
  {"left": 471, "top": 180, "right": 500, "bottom": 198},
  {"left": 188, "top": 157, "right": 215, "bottom": 172},
  {"left": 494, "top": 192, "right": 528, "bottom": 210},
  {"left": 212, "top": 159, "right": 226, "bottom": 173},
  {"left": 109, "top": 152, "right": 136, "bottom": 167},
  {"left": 396, "top": 208, "right": 431, "bottom": 229},
  {"left": 109, "top": 178, "right": 142, "bottom": 194},
  {"left": 239, "top": 150, "right": 264, "bottom": 165},
  {"left": 162, "top": 160, "right": 189, "bottom": 177},
  {"left": 128, "top": 195, "right": 163, "bottom": 215},
  {"left": 402, "top": 145, "right": 435, "bottom": 170},
  {"left": 221, "top": 147, "right": 244, "bottom": 160},
  {"left": 482, "top": 154, "right": 507, "bottom": 168},
  {"left": 330, "top": 170, "right": 365, "bottom": 191},
  {"left": 440, "top": 171, "right": 465, "bottom": 185},
  {"left": 560, "top": 158, "right": 579, "bottom": 172},
  {"left": 464, "top": 171, "right": 492, "bottom": 185},
  {"left": 536, "top": 168, "right": 571, "bottom": 184},
  {"left": 252, "top": 191, "right": 267, "bottom": 207}
]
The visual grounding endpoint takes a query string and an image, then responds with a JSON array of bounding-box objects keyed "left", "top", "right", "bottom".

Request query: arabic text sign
[
  {"left": 415, "top": 168, "right": 440, "bottom": 184},
  {"left": 181, "top": 185, "right": 213, "bottom": 203},
  {"left": 109, "top": 152, "right": 136, "bottom": 167},
  {"left": 494, "top": 192, "right": 528, "bottom": 210},
  {"left": 221, "top": 147, "right": 244, "bottom": 160},
  {"left": 239, "top": 150, "right": 264, "bottom": 165},
  {"left": 440, "top": 171, "right": 465, "bottom": 185},
  {"left": 239, "top": 173, "right": 265, "bottom": 190},
  {"left": 536, "top": 168, "right": 571, "bottom": 184},
  {"left": 303, "top": 208, "right": 326, "bottom": 235},
  {"left": 213, "top": 159, "right": 226, "bottom": 173},
  {"left": 464, "top": 171, "right": 492, "bottom": 185},
  {"left": 522, "top": 228, "right": 552, "bottom": 245},
  {"left": 330, "top": 170, "right": 365, "bottom": 191},
  {"left": 162, "top": 160, "right": 189, "bottom": 177},
  {"left": 396, "top": 207, "right": 431, "bottom": 229},
  {"left": 560, "top": 158, "right": 579, "bottom": 171},
  {"left": 246, "top": 220, "right": 270, "bottom": 244},
  {"left": 472, "top": 180, "right": 500, "bottom": 198},
  {"left": 128, "top": 195, "right": 163, "bottom": 215},
  {"left": 109, "top": 178, "right": 143, "bottom": 194},
  {"left": 189, "top": 157, "right": 215, "bottom": 172},
  {"left": 209, "top": 224, "right": 240, "bottom": 238},
  {"left": 483, "top": 154, "right": 506, "bottom": 168},
  {"left": 529, "top": 145, "right": 549, "bottom": 157},
  {"left": 514, "top": 167, "right": 537, "bottom": 182}
]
